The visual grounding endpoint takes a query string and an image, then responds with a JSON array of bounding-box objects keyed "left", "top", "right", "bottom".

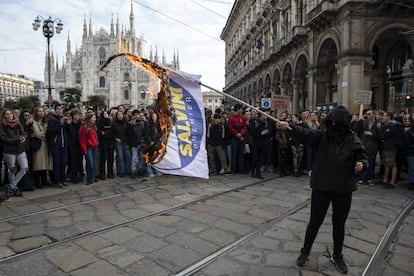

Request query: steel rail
[
  {"left": 362, "top": 197, "right": 414, "bottom": 276},
  {"left": 175, "top": 199, "right": 311, "bottom": 276},
  {"left": 0, "top": 186, "right": 156, "bottom": 223},
  {"left": 0, "top": 176, "right": 281, "bottom": 265}
]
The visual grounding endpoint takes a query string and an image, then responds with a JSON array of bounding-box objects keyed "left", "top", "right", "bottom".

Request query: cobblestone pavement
[{"left": 0, "top": 173, "right": 413, "bottom": 276}]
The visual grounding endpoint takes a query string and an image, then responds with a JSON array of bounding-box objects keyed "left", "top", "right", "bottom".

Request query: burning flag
[{"left": 99, "top": 53, "right": 208, "bottom": 179}]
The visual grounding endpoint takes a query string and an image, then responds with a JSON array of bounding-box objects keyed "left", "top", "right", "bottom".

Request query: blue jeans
[
  {"left": 131, "top": 146, "right": 145, "bottom": 174},
  {"left": 115, "top": 143, "right": 131, "bottom": 175},
  {"left": 4, "top": 152, "right": 28, "bottom": 188},
  {"left": 86, "top": 147, "right": 97, "bottom": 183},
  {"left": 231, "top": 137, "right": 245, "bottom": 172},
  {"left": 360, "top": 151, "right": 377, "bottom": 181}
]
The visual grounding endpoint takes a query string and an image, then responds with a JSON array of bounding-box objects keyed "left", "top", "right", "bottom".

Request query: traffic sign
[{"left": 261, "top": 98, "right": 271, "bottom": 108}]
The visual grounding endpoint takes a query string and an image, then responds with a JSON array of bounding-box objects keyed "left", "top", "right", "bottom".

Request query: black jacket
[
  {"left": 112, "top": 119, "right": 128, "bottom": 144},
  {"left": 47, "top": 113, "right": 67, "bottom": 148},
  {"left": 127, "top": 120, "right": 145, "bottom": 147},
  {"left": 291, "top": 125, "right": 368, "bottom": 193},
  {"left": 97, "top": 117, "right": 114, "bottom": 143},
  {"left": 0, "top": 123, "right": 26, "bottom": 154},
  {"left": 66, "top": 121, "right": 81, "bottom": 147},
  {"left": 249, "top": 118, "right": 268, "bottom": 147},
  {"left": 207, "top": 123, "right": 226, "bottom": 146}
]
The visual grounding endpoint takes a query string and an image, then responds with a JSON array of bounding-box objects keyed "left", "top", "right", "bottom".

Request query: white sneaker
[
  {"left": 219, "top": 168, "right": 225, "bottom": 174},
  {"left": 308, "top": 170, "right": 312, "bottom": 177}
]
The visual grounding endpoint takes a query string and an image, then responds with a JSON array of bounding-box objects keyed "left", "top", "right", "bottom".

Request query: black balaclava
[{"left": 325, "top": 105, "right": 352, "bottom": 144}]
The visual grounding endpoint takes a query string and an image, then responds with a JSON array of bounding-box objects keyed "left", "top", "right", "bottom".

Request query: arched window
[
  {"left": 99, "top": 76, "right": 105, "bottom": 87},
  {"left": 98, "top": 48, "right": 106, "bottom": 66},
  {"left": 123, "top": 72, "right": 130, "bottom": 82},
  {"left": 124, "top": 90, "right": 129, "bottom": 100},
  {"left": 75, "top": 72, "right": 81, "bottom": 84}
]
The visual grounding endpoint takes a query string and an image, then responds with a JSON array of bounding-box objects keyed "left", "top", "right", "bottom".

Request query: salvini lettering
[{"left": 170, "top": 86, "right": 193, "bottom": 157}]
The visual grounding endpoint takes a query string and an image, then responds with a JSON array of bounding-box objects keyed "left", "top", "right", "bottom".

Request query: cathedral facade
[{"left": 48, "top": 3, "right": 180, "bottom": 109}]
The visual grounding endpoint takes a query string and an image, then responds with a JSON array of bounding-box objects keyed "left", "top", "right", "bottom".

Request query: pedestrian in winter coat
[
  {"left": 97, "top": 110, "right": 115, "bottom": 179},
  {"left": 128, "top": 110, "right": 146, "bottom": 178},
  {"left": 80, "top": 113, "right": 99, "bottom": 185},
  {"left": 66, "top": 108, "right": 83, "bottom": 183},
  {"left": 112, "top": 111, "right": 131, "bottom": 177},
  {"left": 46, "top": 104, "right": 68, "bottom": 187},
  {"left": 279, "top": 105, "right": 368, "bottom": 274},
  {"left": 0, "top": 109, "right": 28, "bottom": 197},
  {"left": 32, "top": 107, "right": 52, "bottom": 188}
]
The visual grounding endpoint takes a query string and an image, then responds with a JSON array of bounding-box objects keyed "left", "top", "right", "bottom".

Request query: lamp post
[{"left": 32, "top": 16, "right": 63, "bottom": 108}]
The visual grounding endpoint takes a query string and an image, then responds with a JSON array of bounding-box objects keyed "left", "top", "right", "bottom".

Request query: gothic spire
[
  {"left": 89, "top": 14, "right": 93, "bottom": 37},
  {"left": 110, "top": 14, "right": 115, "bottom": 38},
  {"left": 129, "top": 0, "right": 135, "bottom": 37},
  {"left": 116, "top": 14, "right": 120, "bottom": 37},
  {"left": 83, "top": 15, "right": 87, "bottom": 40},
  {"left": 176, "top": 49, "right": 180, "bottom": 70},
  {"left": 66, "top": 30, "right": 71, "bottom": 54}
]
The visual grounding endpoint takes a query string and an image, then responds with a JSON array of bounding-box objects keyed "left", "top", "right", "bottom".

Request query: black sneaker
[
  {"left": 331, "top": 254, "right": 348, "bottom": 274},
  {"left": 5, "top": 185, "right": 12, "bottom": 199},
  {"left": 12, "top": 187, "right": 22, "bottom": 197},
  {"left": 296, "top": 248, "right": 309, "bottom": 267}
]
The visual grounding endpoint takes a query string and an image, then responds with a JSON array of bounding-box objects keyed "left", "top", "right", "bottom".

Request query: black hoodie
[{"left": 290, "top": 106, "right": 368, "bottom": 193}]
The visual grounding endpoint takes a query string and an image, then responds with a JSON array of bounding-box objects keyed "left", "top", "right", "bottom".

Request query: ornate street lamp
[{"left": 32, "top": 16, "right": 63, "bottom": 108}]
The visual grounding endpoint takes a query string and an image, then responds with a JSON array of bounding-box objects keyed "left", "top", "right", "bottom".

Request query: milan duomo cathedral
[{"left": 47, "top": 3, "right": 180, "bottom": 109}]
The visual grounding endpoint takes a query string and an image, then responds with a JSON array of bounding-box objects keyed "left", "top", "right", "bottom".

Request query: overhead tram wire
[
  {"left": 199, "top": 0, "right": 232, "bottom": 4},
  {"left": 133, "top": 0, "right": 222, "bottom": 42},
  {"left": 189, "top": 0, "right": 227, "bottom": 19}
]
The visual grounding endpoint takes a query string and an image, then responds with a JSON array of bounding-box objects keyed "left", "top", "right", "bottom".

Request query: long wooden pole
[{"left": 199, "top": 82, "right": 285, "bottom": 125}]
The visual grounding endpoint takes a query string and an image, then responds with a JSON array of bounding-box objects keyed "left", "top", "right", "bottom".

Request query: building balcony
[{"left": 305, "top": 0, "right": 337, "bottom": 25}]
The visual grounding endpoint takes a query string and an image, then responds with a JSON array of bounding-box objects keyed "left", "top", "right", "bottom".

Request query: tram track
[
  {"left": 174, "top": 198, "right": 311, "bottom": 276},
  {"left": 0, "top": 175, "right": 282, "bottom": 265},
  {"left": 0, "top": 186, "right": 156, "bottom": 223},
  {"left": 362, "top": 197, "right": 414, "bottom": 276}
]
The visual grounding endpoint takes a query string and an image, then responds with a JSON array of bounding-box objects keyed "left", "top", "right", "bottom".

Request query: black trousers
[
  {"left": 99, "top": 141, "right": 114, "bottom": 177},
  {"left": 303, "top": 190, "right": 352, "bottom": 256}
]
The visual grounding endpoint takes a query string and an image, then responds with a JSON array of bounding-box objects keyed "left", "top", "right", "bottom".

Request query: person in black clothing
[
  {"left": 143, "top": 111, "right": 163, "bottom": 177},
  {"left": 97, "top": 110, "right": 115, "bottom": 179},
  {"left": 279, "top": 105, "right": 368, "bottom": 274},
  {"left": 112, "top": 111, "right": 131, "bottom": 177},
  {"left": 128, "top": 110, "right": 146, "bottom": 178},
  {"left": 46, "top": 104, "right": 68, "bottom": 187},
  {"left": 288, "top": 114, "right": 306, "bottom": 177},
  {"left": 249, "top": 112, "right": 269, "bottom": 179},
  {"left": 206, "top": 114, "right": 231, "bottom": 175},
  {"left": 66, "top": 108, "right": 82, "bottom": 183}
]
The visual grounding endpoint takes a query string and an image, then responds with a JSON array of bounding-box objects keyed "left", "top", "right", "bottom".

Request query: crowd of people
[
  {"left": 206, "top": 104, "right": 414, "bottom": 191},
  {"left": 1, "top": 99, "right": 413, "bottom": 201},
  {"left": 0, "top": 103, "right": 163, "bottom": 200}
]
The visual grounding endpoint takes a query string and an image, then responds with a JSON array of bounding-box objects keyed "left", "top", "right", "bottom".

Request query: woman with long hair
[
  {"left": 32, "top": 107, "right": 52, "bottom": 188},
  {"left": 0, "top": 109, "right": 28, "bottom": 197},
  {"left": 80, "top": 113, "right": 99, "bottom": 185}
]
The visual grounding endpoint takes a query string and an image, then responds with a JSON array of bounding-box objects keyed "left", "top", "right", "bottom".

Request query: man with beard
[{"left": 278, "top": 105, "right": 368, "bottom": 274}]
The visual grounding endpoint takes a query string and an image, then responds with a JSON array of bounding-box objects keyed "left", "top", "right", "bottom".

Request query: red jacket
[
  {"left": 79, "top": 125, "right": 99, "bottom": 154},
  {"left": 227, "top": 114, "right": 247, "bottom": 138}
]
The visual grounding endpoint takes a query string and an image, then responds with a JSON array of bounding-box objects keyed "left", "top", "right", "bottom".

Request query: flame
[{"left": 99, "top": 52, "right": 174, "bottom": 165}]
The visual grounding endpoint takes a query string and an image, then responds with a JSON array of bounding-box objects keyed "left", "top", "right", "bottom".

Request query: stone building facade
[
  {"left": 221, "top": 0, "right": 414, "bottom": 114},
  {"left": 202, "top": 90, "right": 224, "bottom": 112},
  {"left": 0, "top": 73, "right": 35, "bottom": 102},
  {"left": 49, "top": 3, "right": 180, "bottom": 109}
]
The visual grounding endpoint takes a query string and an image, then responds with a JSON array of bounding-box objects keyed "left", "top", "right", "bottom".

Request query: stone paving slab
[{"left": 0, "top": 174, "right": 412, "bottom": 276}]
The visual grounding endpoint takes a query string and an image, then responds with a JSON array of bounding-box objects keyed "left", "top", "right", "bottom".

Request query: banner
[{"left": 154, "top": 70, "right": 209, "bottom": 179}]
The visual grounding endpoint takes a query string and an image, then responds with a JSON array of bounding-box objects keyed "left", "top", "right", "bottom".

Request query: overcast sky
[{"left": 0, "top": 0, "right": 234, "bottom": 90}]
